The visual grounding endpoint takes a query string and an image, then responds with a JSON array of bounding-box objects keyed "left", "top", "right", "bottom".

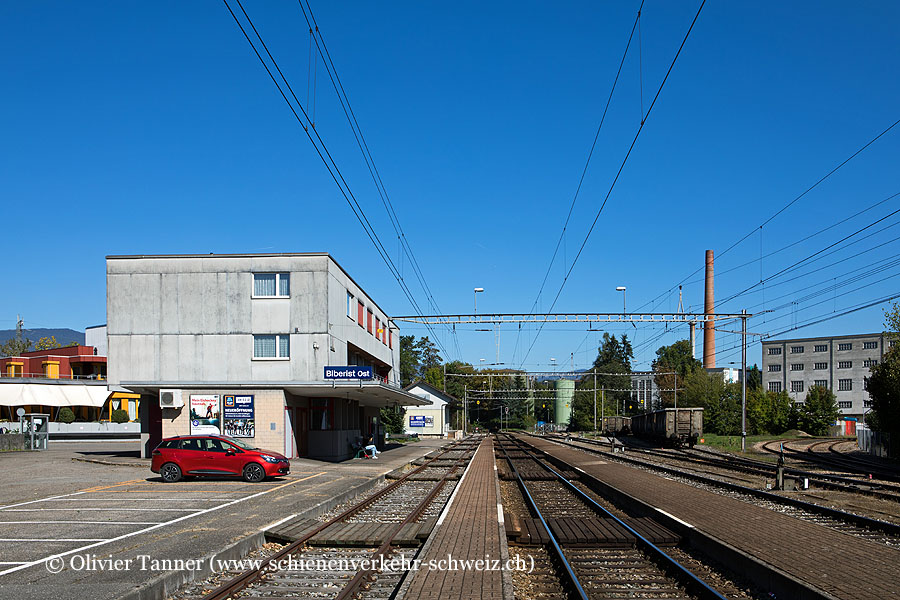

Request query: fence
[{"left": 857, "top": 427, "right": 899, "bottom": 459}]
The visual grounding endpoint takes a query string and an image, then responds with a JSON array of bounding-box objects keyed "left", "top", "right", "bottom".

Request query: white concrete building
[
  {"left": 106, "top": 253, "right": 426, "bottom": 459},
  {"left": 402, "top": 381, "right": 455, "bottom": 438}
]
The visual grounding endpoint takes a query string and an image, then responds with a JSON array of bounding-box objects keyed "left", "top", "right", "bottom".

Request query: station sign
[
  {"left": 409, "top": 415, "right": 434, "bottom": 427},
  {"left": 324, "top": 366, "right": 374, "bottom": 379}
]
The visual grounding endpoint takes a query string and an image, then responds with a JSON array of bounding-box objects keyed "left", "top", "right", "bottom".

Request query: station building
[
  {"left": 403, "top": 381, "right": 456, "bottom": 438},
  {"left": 761, "top": 333, "right": 898, "bottom": 421},
  {"left": 106, "top": 253, "right": 427, "bottom": 459}
]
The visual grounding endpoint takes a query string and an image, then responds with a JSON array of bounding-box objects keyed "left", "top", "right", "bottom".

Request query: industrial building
[
  {"left": 761, "top": 333, "right": 897, "bottom": 420},
  {"left": 106, "top": 253, "right": 426, "bottom": 459}
]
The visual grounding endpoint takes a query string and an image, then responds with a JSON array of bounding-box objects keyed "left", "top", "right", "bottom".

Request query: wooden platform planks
[{"left": 507, "top": 516, "right": 679, "bottom": 548}]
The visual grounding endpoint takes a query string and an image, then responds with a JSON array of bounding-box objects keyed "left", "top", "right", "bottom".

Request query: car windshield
[{"left": 221, "top": 436, "right": 256, "bottom": 450}]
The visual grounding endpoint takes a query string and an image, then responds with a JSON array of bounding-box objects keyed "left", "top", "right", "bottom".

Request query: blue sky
[{"left": 2, "top": 1, "right": 898, "bottom": 371}]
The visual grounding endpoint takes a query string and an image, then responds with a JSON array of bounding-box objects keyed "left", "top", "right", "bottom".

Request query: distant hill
[{"left": 0, "top": 328, "right": 84, "bottom": 347}]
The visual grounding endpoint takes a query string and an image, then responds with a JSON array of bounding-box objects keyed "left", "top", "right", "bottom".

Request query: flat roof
[
  {"left": 105, "top": 252, "right": 397, "bottom": 323},
  {"left": 762, "top": 332, "right": 886, "bottom": 344}
]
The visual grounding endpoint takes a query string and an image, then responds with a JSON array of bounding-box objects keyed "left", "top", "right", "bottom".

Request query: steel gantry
[{"left": 398, "top": 310, "right": 754, "bottom": 452}]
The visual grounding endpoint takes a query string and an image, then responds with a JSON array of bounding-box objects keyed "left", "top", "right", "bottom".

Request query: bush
[
  {"left": 58, "top": 407, "right": 76, "bottom": 424},
  {"left": 111, "top": 409, "right": 130, "bottom": 423}
]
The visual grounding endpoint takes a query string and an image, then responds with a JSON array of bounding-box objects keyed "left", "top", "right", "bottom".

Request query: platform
[
  {"left": 398, "top": 437, "right": 510, "bottom": 600},
  {"left": 521, "top": 434, "right": 900, "bottom": 600}
]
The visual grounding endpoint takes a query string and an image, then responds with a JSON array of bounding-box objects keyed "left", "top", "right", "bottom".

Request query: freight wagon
[
  {"left": 600, "top": 415, "right": 631, "bottom": 435},
  {"left": 630, "top": 408, "right": 703, "bottom": 447}
]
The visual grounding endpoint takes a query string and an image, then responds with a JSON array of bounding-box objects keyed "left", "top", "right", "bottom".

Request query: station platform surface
[
  {"left": 520, "top": 434, "right": 900, "bottom": 600},
  {"left": 399, "top": 437, "right": 508, "bottom": 600},
  {"left": 0, "top": 438, "right": 447, "bottom": 600}
]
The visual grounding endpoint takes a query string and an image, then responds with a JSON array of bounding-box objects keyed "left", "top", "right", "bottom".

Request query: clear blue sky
[{"left": 2, "top": 1, "right": 898, "bottom": 371}]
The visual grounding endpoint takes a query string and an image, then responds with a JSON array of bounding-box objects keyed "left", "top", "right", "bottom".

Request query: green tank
[{"left": 555, "top": 379, "right": 574, "bottom": 428}]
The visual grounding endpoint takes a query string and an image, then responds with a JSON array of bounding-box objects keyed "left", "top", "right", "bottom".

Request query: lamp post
[
  {"left": 474, "top": 287, "right": 484, "bottom": 314},
  {"left": 616, "top": 286, "right": 626, "bottom": 317}
]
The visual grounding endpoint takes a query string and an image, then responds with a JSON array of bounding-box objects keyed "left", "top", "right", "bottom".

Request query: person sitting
[{"left": 364, "top": 435, "right": 379, "bottom": 458}]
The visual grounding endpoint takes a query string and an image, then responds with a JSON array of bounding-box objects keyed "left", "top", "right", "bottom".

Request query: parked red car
[{"left": 151, "top": 435, "right": 290, "bottom": 483}]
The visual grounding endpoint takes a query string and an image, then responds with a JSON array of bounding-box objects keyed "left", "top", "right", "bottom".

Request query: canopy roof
[{"left": 0, "top": 382, "right": 112, "bottom": 408}]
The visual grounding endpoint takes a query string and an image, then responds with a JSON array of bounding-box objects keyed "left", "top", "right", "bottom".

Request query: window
[
  {"left": 790, "top": 346, "right": 804, "bottom": 354},
  {"left": 863, "top": 341, "right": 878, "bottom": 350},
  {"left": 253, "top": 334, "right": 290, "bottom": 359},
  {"left": 347, "top": 292, "right": 354, "bottom": 319},
  {"left": 838, "top": 342, "right": 852, "bottom": 351},
  {"left": 864, "top": 399, "right": 874, "bottom": 408},
  {"left": 768, "top": 381, "right": 782, "bottom": 393},
  {"left": 358, "top": 301, "right": 365, "bottom": 327},
  {"left": 864, "top": 358, "right": 878, "bottom": 367},
  {"left": 367, "top": 310, "right": 374, "bottom": 334},
  {"left": 838, "top": 361, "right": 852, "bottom": 369},
  {"left": 375, "top": 317, "right": 382, "bottom": 342},
  {"left": 814, "top": 380, "right": 828, "bottom": 388},
  {"left": 790, "top": 363, "right": 804, "bottom": 371},
  {"left": 767, "top": 347, "right": 782, "bottom": 355},
  {"left": 838, "top": 401, "right": 852, "bottom": 409},
  {"left": 388, "top": 328, "right": 392, "bottom": 349},
  {"left": 838, "top": 379, "right": 852, "bottom": 391},
  {"left": 814, "top": 344, "right": 828, "bottom": 352},
  {"left": 791, "top": 381, "right": 804, "bottom": 393},
  {"left": 310, "top": 399, "right": 332, "bottom": 431},
  {"left": 768, "top": 364, "right": 781, "bottom": 372},
  {"left": 814, "top": 362, "right": 828, "bottom": 370},
  {"left": 253, "top": 273, "right": 289, "bottom": 297}
]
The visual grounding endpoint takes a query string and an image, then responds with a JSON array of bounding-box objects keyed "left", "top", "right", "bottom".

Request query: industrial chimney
[{"left": 703, "top": 250, "right": 715, "bottom": 368}]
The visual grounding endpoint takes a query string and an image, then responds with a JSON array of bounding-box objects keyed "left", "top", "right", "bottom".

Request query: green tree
[
  {"left": 0, "top": 337, "right": 32, "bottom": 357},
  {"left": 866, "top": 302, "right": 900, "bottom": 432},
  {"left": 652, "top": 339, "right": 701, "bottom": 407},
  {"left": 380, "top": 407, "right": 406, "bottom": 434},
  {"left": 34, "top": 336, "right": 62, "bottom": 351},
  {"left": 798, "top": 385, "right": 840, "bottom": 436},
  {"left": 111, "top": 409, "right": 130, "bottom": 424},
  {"left": 58, "top": 407, "right": 76, "bottom": 424},
  {"left": 747, "top": 388, "right": 795, "bottom": 435},
  {"left": 745, "top": 365, "right": 762, "bottom": 391},
  {"left": 415, "top": 337, "right": 442, "bottom": 372},
  {"left": 399, "top": 335, "right": 420, "bottom": 387}
]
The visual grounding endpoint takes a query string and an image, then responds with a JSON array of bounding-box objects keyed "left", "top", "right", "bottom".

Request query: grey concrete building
[
  {"left": 106, "top": 253, "right": 425, "bottom": 459},
  {"left": 761, "top": 333, "right": 898, "bottom": 420}
]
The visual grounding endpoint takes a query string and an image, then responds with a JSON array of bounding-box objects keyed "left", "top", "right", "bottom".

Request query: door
[
  {"left": 285, "top": 407, "right": 297, "bottom": 458},
  {"left": 297, "top": 408, "right": 309, "bottom": 457}
]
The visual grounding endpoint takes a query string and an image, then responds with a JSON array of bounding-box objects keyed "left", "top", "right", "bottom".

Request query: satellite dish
[{"left": 16, "top": 408, "right": 25, "bottom": 417}]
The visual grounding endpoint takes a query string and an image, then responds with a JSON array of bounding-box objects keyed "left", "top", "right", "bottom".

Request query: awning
[{"left": 0, "top": 383, "right": 112, "bottom": 408}]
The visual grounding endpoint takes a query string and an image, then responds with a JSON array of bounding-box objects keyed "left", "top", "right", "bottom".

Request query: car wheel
[
  {"left": 242, "top": 462, "right": 266, "bottom": 483},
  {"left": 160, "top": 462, "right": 182, "bottom": 483}
]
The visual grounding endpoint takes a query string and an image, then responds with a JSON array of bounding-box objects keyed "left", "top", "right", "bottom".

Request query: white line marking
[
  {"left": 435, "top": 445, "right": 480, "bottom": 527},
  {"left": 263, "top": 513, "right": 297, "bottom": 531},
  {"left": 0, "top": 492, "right": 86, "bottom": 511},
  {"left": 654, "top": 509, "right": 694, "bottom": 529},
  {"left": 497, "top": 503, "right": 504, "bottom": 525},
  {"left": 0, "top": 538, "right": 109, "bottom": 542},
  {"left": 0, "top": 562, "right": 26, "bottom": 565},
  {"left": 1, "top": 508, "right": 201, "bottom": 512},
  {"left": 0, "top": 478, "right": 309, "bottom": 577},
  {"left": 38, "top": 498, "right": 234, "bottom": 502},
  {"left": 0, "top": 521, "right": 163, "bottom": 525}
]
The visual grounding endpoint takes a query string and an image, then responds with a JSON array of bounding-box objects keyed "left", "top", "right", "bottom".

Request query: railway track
[
  {"left": 175, "top": 437, "right": 481, "bottom": 600},
  {"left": 547, "top": 434, "right": 900, "bottom": 547},
  {"left": 762, "top": 438, "right": 900, "bottom": 484},
  {"left": 496, "top": 435, "right": 753, "bottom": 600}
]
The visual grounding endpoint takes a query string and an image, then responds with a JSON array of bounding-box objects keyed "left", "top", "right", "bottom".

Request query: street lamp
[
  {"left": 616, "top": 286, "right": 626, "bottom": 316},
  {"left": 474, "top": 288, "right": 484, "bottom": 314},
  {"left": 550, "top": 357, "right": 556, "bottom": 373}
]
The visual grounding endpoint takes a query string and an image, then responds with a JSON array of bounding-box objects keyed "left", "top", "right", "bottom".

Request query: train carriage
[{"left": 631, "top": 408, "right": 703, "bottom": 447}]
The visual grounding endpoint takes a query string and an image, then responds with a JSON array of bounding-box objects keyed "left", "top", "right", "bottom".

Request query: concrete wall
[
  {"left": 85, "top": 325, "right": 108, "bottom": 357},
  {"left": 159, "top": 388, "right": 286, "bottom": 454},
  {"left": 107, "top": 254, "right": 396, "bottom": 385},
  {"left": 0, "top": 434, "right": 24, "bottom": 451}
]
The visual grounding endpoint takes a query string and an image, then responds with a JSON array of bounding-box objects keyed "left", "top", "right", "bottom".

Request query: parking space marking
[
  {"left": 40, "top": 498, "right": 236, "bottom": 502},
  {"left": 0, "top": 539, "right": 109, "bottom": 542},
  {"left": 0, "top": 521, "right": 163, "bottom": 525},
  {"left": 0, "top": 492, "right": 87, "bottom": 511},
  {"left": 80, "top": 479, "right": 146, "bottom": 493},
  {"left": 0, "top": 471, "right": 325, "bottom": 578},
  {"left": 0, "top": 562, "right": 27, "bottom": 565},
  {"left": 2, "top": 508, "right": 204, "bottom": 512}
]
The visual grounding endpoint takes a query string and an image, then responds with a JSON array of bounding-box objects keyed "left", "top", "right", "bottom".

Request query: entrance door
[
  {"left": 296, "top": 408, "right": 309, "bottom": 457},
  {"left": 284, "top": 407, "right": 297, "bottom": 458}
]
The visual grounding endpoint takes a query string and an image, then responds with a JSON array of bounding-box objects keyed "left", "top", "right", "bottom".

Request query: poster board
[
  {"left": 223, "top": 394, "right": 255, "bottom": 438},
  {"left": 190, "top": 394, "right": 221, "bottom": 435}
]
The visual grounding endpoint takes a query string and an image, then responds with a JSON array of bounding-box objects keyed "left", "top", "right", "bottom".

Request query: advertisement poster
[
  {"left": 189, "top": 394, "right": 221, "bottom": 435},
  {"left": 409, "top": 415, "right": 425, "bottom": 427},
  {"left": 223, "top": 394, "right": 255, "bottom": 438}
]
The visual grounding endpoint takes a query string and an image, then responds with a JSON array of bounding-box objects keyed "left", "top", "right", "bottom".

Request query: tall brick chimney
[{"left": 703, "top": 250, "right": 715, "bottom": 368}]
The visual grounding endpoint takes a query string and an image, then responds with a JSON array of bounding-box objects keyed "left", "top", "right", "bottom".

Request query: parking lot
[{"left": 0, "top": 439, "right": 445, "bottom": 599}]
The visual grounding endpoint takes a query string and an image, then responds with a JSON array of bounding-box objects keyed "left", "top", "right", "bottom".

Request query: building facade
[
  {"left": 106, "top": 253, "right": 425, "bottom": 459},
  {"left": 403, "top": 381, "right": 455, "bottom": 438},
  {"left": 761, "top": 333, "right": 897, "bottom": 420}
]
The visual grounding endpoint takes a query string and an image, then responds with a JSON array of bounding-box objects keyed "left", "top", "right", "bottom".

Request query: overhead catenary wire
[
  {"left": 519, "top": 0, "right": 707, "bottom": 368},
  {"left": 223, "top": 0, "right": 448, "bottom": 356}
]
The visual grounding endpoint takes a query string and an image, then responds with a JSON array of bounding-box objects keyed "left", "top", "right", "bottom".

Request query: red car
[{"left": 151, "top": 435, "right": 290, "bottom": 483}]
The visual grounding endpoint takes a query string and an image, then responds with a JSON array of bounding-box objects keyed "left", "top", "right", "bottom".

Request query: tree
[
  {"left": 745, "top": 365, "right": 762, "bottom": 391},
  {"left": 705, "top": 382, "right": 743, "bottom": 435},
  {"left": 747, "top": 388, "right": 795, "bottom": 435},
  {"left": 399, "top": 335, "right": 443, "bottom": 388},
  {"left": 399, "top": 335, "right": 420, "bottom": 387},
  {"left": 58, "top": 407, "right": 76, "bottom": 424},
  {"left": 380, "top": 407, "right": 406, "bottom": 435},
  {"left": 0, "top": 337, "right": 31, "bottom": 357},
  {"left": 652, "top": 340, "right": 700, "bottom": 406},
  {"left": 866, "top": 302, "right": 900, "bottom": 433},
  {"left": 798, "top": 386, "right": 840, "bottom": 436},
  {"left": 34, "top": 336, "right": 62, "bottom": 351}
]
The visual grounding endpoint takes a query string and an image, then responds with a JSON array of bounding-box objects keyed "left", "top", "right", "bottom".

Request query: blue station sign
[
  {"left": 324, "top": 366, "right": 374, "bottom": 380},
  {"left": 409, "top": 415, "right": 426, "bottom": 427}
]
